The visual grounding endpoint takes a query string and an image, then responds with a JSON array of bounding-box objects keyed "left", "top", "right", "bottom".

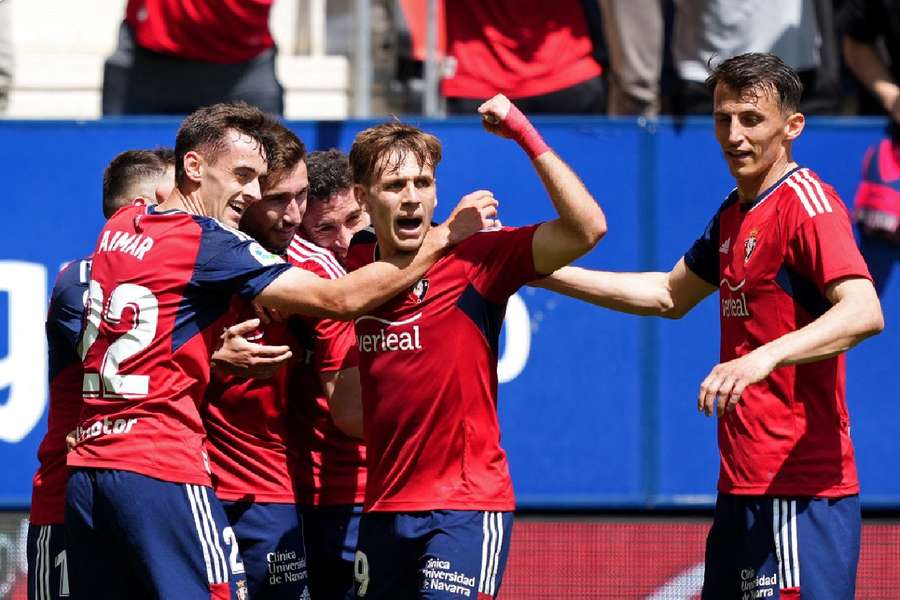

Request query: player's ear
[
  {"left": 354, "top": 183, "right": 369, "bottom": 211},
  {"left": 783, "top": 111, "right": 805, "bottom": 142},
  {"left": 182, "top": 151, "right": 203, "bottom": 184}
]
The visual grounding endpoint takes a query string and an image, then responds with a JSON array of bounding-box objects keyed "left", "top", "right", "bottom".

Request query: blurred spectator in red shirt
[
  {"left": 442, "top": 0, "right": 605, "bottom": 114},
  {"left": 102, "top": 0, "right": 284, "bottom": 115}
]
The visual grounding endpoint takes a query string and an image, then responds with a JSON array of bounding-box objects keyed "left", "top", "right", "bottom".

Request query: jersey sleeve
[
  {"left": 313, "top": 318, "right": 358, "bottom": 373},
  {"left": 194, "top": 226, "right": 292, "bottom": 301},
  {"left": 683, "top": 212, "right": 721, "bottom": 286},
  {"left": 47, "top": 258, "right": 89, "bottom": 351},
  {"left": 785, "top": 196, "right": 873, "bottom": 293},
  {"left": 464, "top": 224, "right": 542, "bottom": 302}
]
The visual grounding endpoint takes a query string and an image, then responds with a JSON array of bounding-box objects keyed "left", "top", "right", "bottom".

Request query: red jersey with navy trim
[
  {"left": 286, "top": 236, "right": 366, "bottom": 506},
  {"left": 68, "top": 204, "right": 291, "bottom": 485},
  {"left": 684, "top": 167, "right": 872, "bottom": 497},
  {"left": 204, "top": 298, "right": 303, "bottom": 503},
  {"left": 125, "top": 0, "right": 274, "bottom": 64},
  {"left": 345, "top": 225, "right": 541, "bottom": 512},
  {"left": 30, "top": 257, "right": 90, "bottom": 525}
]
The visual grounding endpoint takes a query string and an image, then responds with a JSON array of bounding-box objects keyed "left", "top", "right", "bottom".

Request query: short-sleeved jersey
[
  {"left": 204, "top": 298, "right": 302, "bottom": 503},
  {"left": 344, "top": 225, "right": 541, "bottom": 512},
  {"left": 68, "top": 204, "right": 291, "bottom": 485},
  {"left": 30, "top": 257, "right": 90, "bottom": 525},
  {"left": 125, "top": 0, "right": 275, "bottom": 64},
  {"left": 684, "top": 167, "right": 872, "bottom": 497},
  {"left": 285, "top": 236, "right": 366, "bottom": 506}
]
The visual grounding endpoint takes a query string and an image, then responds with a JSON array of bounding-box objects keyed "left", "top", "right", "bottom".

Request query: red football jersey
[
  {"left": 68, "top": 205, "right": 291, "bottom": 486},
  {"left": 126, "top": 0, "right": 274, "bottom": 64},
  {"left": 286, "top": 236, "right": 366, "bottom": 506},
  {"left": 442, "top": 0, "right": 602, "bottom": 99},
  {"left": 30, "top": 258, "right": 90, "bottom": 525},
  {"left": 685, "top": 167, "right": 872, "bottom": 497},
  {"left": 204, "top": 298, "right": 302, "bottom": 503},
  {"left": 345, "top": 225, "right": 541, "bottom": 512}
]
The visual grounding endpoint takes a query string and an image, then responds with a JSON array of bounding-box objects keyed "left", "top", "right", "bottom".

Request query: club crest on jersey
[
  {"left": 249, "top": 242, "right": 284, "bottom": 266},
  {"left": 743, "top": 229, "right": 759, "bottom": 263},
  {"left": 411, "top": 278, "right": 430, "bottom": 303}
]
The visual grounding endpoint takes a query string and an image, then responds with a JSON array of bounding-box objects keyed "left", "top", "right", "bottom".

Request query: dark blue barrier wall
[{"left": 0, "top": 117, "right": 897, "bottom": 508}]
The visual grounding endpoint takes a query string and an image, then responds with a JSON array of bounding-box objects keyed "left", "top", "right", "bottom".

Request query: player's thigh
[
  {"left": 301, "top": 504, "right": 362, "bottom": 600},
  {"left": 702, "top": 494, "right": 777, "bottom": 599},
  {"left": 99, "top": 472, "right": 248, "bottom": 600},
  {"left": 223, "top": 501, "right": 309, "bottom": 600},
  {"left": 792, "top": 496, "right": 861, "bottom": 600},
  {"left": 353, "top": 512, "right": 419, "bottom": 600},
  {"left": 418, "top": 511, "right": 513, "bottom": 600},
  {"left": 27, "top": 523, "right": 68, "bottom": 600},
  {"left": 64, "top": 469, "right": 134, "bottom": 600}
]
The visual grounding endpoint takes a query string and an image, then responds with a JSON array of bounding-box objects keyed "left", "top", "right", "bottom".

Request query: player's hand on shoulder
[
  {"left": 478, "top": 94, "right": 513, "bottom": 138},
  {"left": 210, "top": 318, "right": 293, "bottom": 379},
  {"left": 698, "top": 348, "right": 778, "bottom": 417},
  {"left": 436, "top": 189, "right": 500, "bottom": 247}
]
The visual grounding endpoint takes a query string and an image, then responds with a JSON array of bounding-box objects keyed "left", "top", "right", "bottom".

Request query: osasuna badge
[
  {"left": 411, "top": 278, "right": 429, "bottom": 303},
  {"left": 743, "top": 229, "right": 759, "bottom": 263}
]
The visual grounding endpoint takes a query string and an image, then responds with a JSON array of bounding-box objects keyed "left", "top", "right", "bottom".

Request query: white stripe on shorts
[
  {"left": 773, "top": 499, "right": 801, "bottom": 589},
  {"left": 186, "top": 484, "right": 217, "bottom": 584},
  {"left": 198, "top": 486, "right": 229, "bottom": 582},
  {"left": 478, "top": 512, "right": 504, "bottom": 597}
]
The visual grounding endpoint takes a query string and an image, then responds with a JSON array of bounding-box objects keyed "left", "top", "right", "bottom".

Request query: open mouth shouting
[{"left": 396, "top": 215, "right": 424, "bottom": 239}]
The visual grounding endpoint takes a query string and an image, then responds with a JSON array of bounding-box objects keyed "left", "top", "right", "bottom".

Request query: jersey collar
[{"left": 740, "top": 166, "right": 802, "bottom": 212}]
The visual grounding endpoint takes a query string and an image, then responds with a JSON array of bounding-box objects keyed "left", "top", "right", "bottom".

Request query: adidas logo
[{"left": 719, "top": 238, "right": 731, "bottom": 254}]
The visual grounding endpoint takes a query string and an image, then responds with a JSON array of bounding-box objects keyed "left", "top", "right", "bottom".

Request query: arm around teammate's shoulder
[
  {"left": 255, "top": 190, "right": 500, "bottom": 319},
  {"left": 534, "top": 257, "right": 716, "bottom": 319}
]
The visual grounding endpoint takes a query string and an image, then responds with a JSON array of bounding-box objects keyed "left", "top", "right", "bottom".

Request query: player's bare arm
[
  {"left": 842, "top": 35, "right": 900, "bottom": 124},
  {"left": 479, "top": 93, "right": 607, "bottom": 273},
  {"left": 210, "top": 318, "right": 293, "bottom": 379},
  {"left": 534, "top": 257, "right": 716, "bottom": 318},
  {"left": 257, "top": 190, "right": 498, "bottom": 319},
  {"left": 698, "top": 275, "right": 884, "bottom": 417},
  {"left": 319, "top": 367, "right": 363, "bottom": 439}
]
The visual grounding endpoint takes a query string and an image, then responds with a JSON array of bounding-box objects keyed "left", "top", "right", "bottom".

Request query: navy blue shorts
[
  {"left": 299, "top": 504, "right": 362, "bottom": 600},
  {"left": 354, "top": 510, "right": 513, "bottom": 600},
  {"left": 222, "top": 500, "right": 310, "bottom": 600},
  {"left": 702, "top": 494, "right": 861, "bottom": 600},
  {"left": 27, "top": 522, "right": 67, "bottom": 600},
  {"left": 65, "top": 468, "right": 249, "bottom": 600}
]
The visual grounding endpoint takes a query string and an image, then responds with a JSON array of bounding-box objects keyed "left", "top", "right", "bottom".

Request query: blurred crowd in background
[{"left": 0, "top": 0, "right": 895, "bottom": 276}]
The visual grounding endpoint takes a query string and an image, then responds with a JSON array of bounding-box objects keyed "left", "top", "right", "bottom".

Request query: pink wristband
[{"left": 501, "top": 104, "right": 550, "bottom": 160}]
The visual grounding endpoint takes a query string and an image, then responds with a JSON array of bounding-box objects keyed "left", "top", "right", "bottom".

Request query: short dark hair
[
  {"left": 705, "top": 52, "right": 803, "bottom": 113},
  {"left": 102, "top": 149, "right": 172, "bottom": 218},
  {"left": 151, "top": 146, "right": 176, "bottom": 167},
  {"left": 174, "top": 102, "right": 276, "bottom": 187},
  {"left": 349, "top": 121, "right": 442, "bottom": 187},
  {"left": 261, "top": 122, "right": 307, "bottom": 191},
  {"left": 307, "top": 149, "right": 352, "bottom": 203}
]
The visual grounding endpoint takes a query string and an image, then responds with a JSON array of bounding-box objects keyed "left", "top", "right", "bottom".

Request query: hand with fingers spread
[
  {"left": 211, "top": 318, "right": 293, "bottom": 379},
  {"left": 478, "top": 93, "right": 549, "bottom": 160},
  {"left": 698, "top": 348, "right": 778, "bottom": 417},
  {"left": 442, "top": 189, "right": 501, "bottom": 245}
]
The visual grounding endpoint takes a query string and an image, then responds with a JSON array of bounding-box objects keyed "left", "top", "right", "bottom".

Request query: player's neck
[
  {"left": 156, "top": 189, "right": 205, "bottom": 217},
  {"left": 736, "top": 157, "right": 797, "bottom": 204}
]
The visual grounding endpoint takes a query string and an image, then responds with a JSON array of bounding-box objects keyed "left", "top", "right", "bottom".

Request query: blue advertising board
[{"left": 0, "top": 117, "right": 897, "bottom": 509}]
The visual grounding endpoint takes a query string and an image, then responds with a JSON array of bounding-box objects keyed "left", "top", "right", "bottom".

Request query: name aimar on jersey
[
  {"left": 355, "top": 313, "right": 423, "bottom": 354},
  {"left": 96, "top": 230, "right": 155, "bottom": 260}
]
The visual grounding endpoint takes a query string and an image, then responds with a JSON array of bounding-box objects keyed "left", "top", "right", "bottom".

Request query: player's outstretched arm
[
  {"left": 320, "top": 367, "right": 363, "bottom": 439},
  {"left": 256, "top": 190, "right": 498, "bottom": 319},
  {"left": 698, "top": 276, "right": 884, "bottom": 417},
  {"left": 534, "top": 257, "right": 716, "bottom": 318},
  {"left": 478, "top": 94, "right": 607, "bottom": 274}
]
